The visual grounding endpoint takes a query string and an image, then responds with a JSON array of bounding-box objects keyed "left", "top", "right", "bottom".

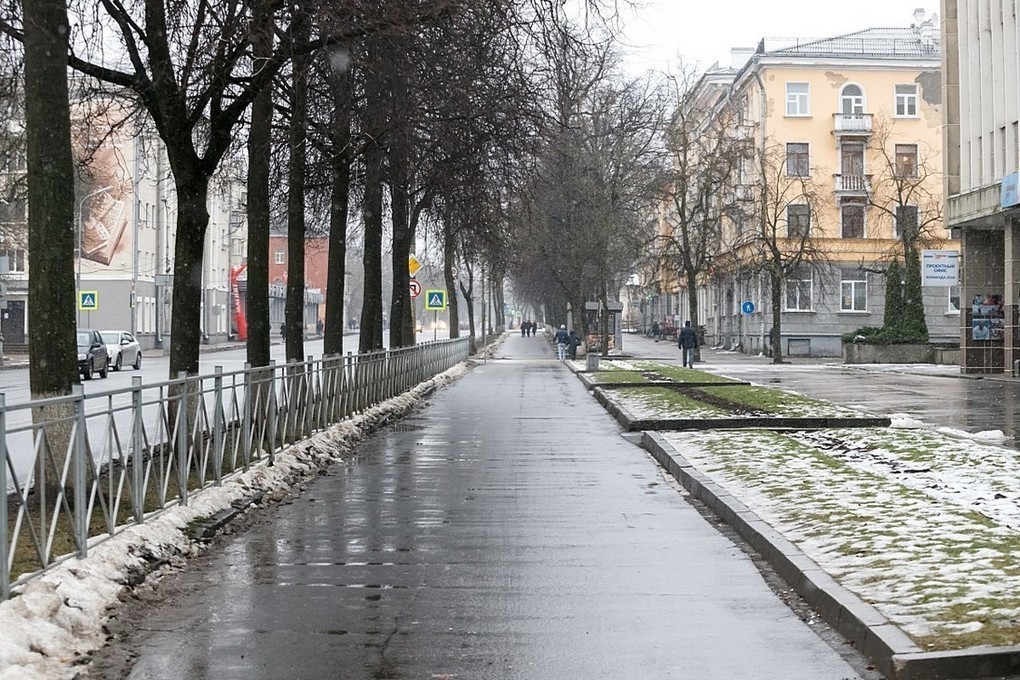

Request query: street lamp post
[{"left": 76, "top": 186, "right": 112, "bottom": 326}]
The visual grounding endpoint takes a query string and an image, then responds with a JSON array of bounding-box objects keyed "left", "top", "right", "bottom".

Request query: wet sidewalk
[{"left": 87, "top": 334, "right": 870, "bottom": 679}]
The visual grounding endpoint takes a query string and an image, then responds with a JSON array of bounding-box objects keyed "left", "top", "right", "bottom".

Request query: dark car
[{"left": 77, "top": 329, "right": 110, "bottom": 380}]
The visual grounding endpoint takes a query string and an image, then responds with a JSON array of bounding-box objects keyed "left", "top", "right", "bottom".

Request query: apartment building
[
  {"left": 941, "top": 0, "right": 1020, "bottom": 374},
  {"left": 0, "top": 110, "right": 248, "bottom": 350},
  {"left": 665, "top": 11, "right": 958, "bottom": 358}
]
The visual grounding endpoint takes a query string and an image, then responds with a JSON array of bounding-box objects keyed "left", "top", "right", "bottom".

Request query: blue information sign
[{"left": 741, "top": 301, "right": 755, "bottom": 315}]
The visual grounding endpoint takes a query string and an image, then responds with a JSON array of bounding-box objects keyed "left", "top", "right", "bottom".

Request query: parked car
[
  {"left": 77, "top": 329, "right": 109, "bottom": 380},
  {"left": 101, "top": 330, "right": 142, "bottom": 371}
]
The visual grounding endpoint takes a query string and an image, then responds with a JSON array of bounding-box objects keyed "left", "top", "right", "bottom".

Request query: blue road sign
[
  {"left": 79, "top": 291, "right": 99, "bottom": 311},
  {"left": 424, "top": 290, "right": 447, "bottom": 311},
  {"left": 741, "top": 301, "right": 755, "bottom": 315}
]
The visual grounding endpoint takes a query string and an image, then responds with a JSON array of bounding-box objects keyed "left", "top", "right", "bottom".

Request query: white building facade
[{"left": 942, "top": 0, "right": 1020, "bottom": 373}]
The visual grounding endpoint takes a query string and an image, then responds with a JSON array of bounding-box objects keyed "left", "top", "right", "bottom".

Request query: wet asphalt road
[{"left": 88, "top": 334, "right": 867, "bottom": 679}]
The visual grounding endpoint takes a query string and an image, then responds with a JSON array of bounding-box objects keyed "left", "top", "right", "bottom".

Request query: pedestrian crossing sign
[
  {"left": 78, "top": 290, "right": 99, "bottom": 311},
  {"left": 424, "top": 290, "right": 447, "bottom": 311}
]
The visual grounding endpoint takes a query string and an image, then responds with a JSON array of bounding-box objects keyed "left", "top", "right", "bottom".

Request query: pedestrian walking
[
  {"left": 316, "top": 318, "right": 324, "bottom": 337},
  {"left": 678, "top": 320, "right": 698, "bottom": 368},
  {"left": 651, "top": 321, "right": 660, "bottom": 342},
  {"left": 521, "top": 321, "right": 527, "bottom": 337},
  {"left": 554, "top": 324, "right": 569, "bottom": 362},
  {"left": 567, "top": 329, "right": 579, "bottom": 360}
]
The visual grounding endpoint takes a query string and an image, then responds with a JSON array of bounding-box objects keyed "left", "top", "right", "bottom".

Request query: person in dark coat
[
  {"left": 677, "top": 320, "right": 698, "bottom": 368},
  {"left": 554, "top": 324, "right": 569, "bottom": 361},
  {"left": 567, "top": 329, "right": 579, "bottom": 360}
]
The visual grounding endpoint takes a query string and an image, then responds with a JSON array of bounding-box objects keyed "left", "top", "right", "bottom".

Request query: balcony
[
  {"left": 834, "top": 174, "right": 872, "bottom": 195},
  {"left": 727, "top": 124, "right": 755, "bottom": 142},
  {"left": 832, "top": 113, "right": 873, "bottom": 144}
]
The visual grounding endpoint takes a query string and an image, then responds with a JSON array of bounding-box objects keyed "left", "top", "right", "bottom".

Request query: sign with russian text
[{"left": 921, "top": 250, "right": 959, "bottom": 286}]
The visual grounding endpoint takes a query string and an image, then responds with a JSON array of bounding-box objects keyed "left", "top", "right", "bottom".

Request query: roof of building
[{"left": 757, "top": 26, "right": 940, "bottom": 60}]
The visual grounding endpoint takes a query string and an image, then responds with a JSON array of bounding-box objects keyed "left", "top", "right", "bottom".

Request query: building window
[
  {"left": 895, "top": 144, "right": 918, "bottom": 177},
  {"left": 1, "top": 249, "right": 25, "bottom": 273},
  {"left": 948, "top": 285, "right": 960, "bottom": 313},
  {"left": 787, "top": 204, "right": 810, "bottom": 237},
  {"left": 841, "top": 267, "right": 867, "bottom": 311},
  {"left": 786, "top": 82, "right": 809, "bottom": 116},
  {"left": 785, "top": 266, "right": 812, "bottom": 311},
  {"left": 786, "top": 143, "right": 810, "bottom": 176},
  {"left": 840, "top": 84, "right": 864, "bottom": 114},
  {"left": 841, "top": 200, "right": 865, "bottom": 238},
  {"left": 894, "top": 205, "right": 919, "bottom": 239},
  {"left": 895, "top": 84, "right": 918, "bottom": 117},
  {"left": 275, "top": 250, "right": 285, "bottom": 264}
]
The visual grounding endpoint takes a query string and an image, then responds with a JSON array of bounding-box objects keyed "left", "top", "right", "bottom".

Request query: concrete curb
[{"left": 639, "top": 431, "right": 1020, "bottom": 679}]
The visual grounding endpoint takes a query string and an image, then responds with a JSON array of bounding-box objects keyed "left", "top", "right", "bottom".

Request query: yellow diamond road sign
[
  {"left": 424, "top": 290, "right": 447, "bottom": 311},
  {"left": 408, "top": 254, "right": 422, "bottom": 278}
]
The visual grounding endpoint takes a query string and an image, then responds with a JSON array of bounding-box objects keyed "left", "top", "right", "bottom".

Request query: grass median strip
[
  {"left": 665, "top": 429, "right": 1020, "bottom": 651},
  {"left": 606, "top": 386, "right": 726, "bottom": 420}
]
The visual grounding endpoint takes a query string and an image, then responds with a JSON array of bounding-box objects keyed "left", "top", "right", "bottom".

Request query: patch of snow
[
  {"left": 935, "top": 427, "right": 1008, "bottom": 442},
  {"left": 663, "top": 428, "right": 1020, "bottom": 644},
  {"left": 0, "top": 359, "right": 475, "bottom": 679},
  {"left": 889, "top": 414, "right": 928, "bottom": 428}
]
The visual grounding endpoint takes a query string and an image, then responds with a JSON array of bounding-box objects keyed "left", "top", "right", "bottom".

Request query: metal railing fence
[{"left": 0, "top": 337, "right": 469, "bottom": 599}]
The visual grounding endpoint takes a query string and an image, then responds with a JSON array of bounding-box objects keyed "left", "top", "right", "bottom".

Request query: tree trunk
[
  {"left": 459, "top": 265, "right": 476, "bottom": 354},
  {"left": 25, "top": 0, "right": 78, "bottom": 506},
  {"left": 285, "top": 7, "right": 310, "bottom": 364},
  {"left": 25, "top": 0, "right": 77, "bottom": 399},
  {"left": 322, "top": 58, "right": 352, "bottom": 358},
  {"left": 168, "top": 173, "right": 211, "bottom": 377},
  {"left": 358, "top": 39, "right": 385, "bottom": 353},
  {"left": 686, "top": 271, "right": 700, "bottom": 361},
  {"left": 444, "top": 212, "right": 459, "bottom": 339},
  {"left": 770, "top": 270, "right": 784, "bottom": 364},
  {"left": 389, "top": 174, "right": 413, "bottom": 348},
  {"left": 358, "top": 138, "right": 385, "bottom": 352},
  {"left": 244, "top": 0, "right": 274, "bottom": 369}
]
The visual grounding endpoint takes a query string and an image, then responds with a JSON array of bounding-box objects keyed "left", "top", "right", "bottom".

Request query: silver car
[{"left": 101, "top": 330, "right": 142, "bottom": 371}]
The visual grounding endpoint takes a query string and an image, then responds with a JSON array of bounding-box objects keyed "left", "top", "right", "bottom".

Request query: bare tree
[
  {"left": 658, "top": 66, "right": 743, "bottom": 351},
  {"left": 736, "top": 142, "right": 831, "bottom": 363},
  {"left": 866, "top": 118, "right": 944, "bottom": 339}
]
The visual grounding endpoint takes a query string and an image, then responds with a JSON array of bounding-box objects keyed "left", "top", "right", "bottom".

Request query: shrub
[{"left": 842, "top": 325, "right": 928, "bottom": 345}]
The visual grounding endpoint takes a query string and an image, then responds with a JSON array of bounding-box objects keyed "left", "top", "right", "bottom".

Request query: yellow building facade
[{"left": 666, "top": 14, "right": 959, "bottom": 358}]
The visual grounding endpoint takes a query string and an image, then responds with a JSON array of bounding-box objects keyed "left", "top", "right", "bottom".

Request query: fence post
[
  {"left": 213, "top": 366, "right": 224, "bottom": 487},
  {"left": 306, "top": 355, "right": 315, "bottom": 437},
  {"left": 0, "top": 393, "right": 8, "bottom": 600},
  {"left": 268, "top": 361, "right": 277, "bottom": 466},
  {"left": 73, "top": 384, "right": 88, "bottom": 558},
  {"left": 242, "top": 363, "right": 252, "bottom": 472},
  {"left": 131, "top": 376, "right": 144, "bottom": 523},
  {"left": 177, "top": 372, "right": 189, "bottom": 506}
]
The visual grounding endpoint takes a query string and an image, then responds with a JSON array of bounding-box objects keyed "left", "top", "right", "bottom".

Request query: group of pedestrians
[{"left": 520, "top": 320, "right": 538, "bottom": 337}]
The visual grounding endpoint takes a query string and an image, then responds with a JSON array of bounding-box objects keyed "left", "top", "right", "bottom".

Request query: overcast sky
[{"left": 619, "top": 1, "right": 939, "bottom": 73}]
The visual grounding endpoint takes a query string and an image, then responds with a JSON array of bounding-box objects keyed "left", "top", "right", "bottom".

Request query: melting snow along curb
[{"left": 0, "top": 361, "right": 474, "bottom": 680}]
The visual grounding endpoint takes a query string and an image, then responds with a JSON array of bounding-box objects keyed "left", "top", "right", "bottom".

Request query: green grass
[
  {"left": 633, "top": 362, "right": 741, "bottom": 384},
  {"left": 614, "top": 386, "right": 727, "bottom": 416},
  {"left": 698, "top": 384, "right": 845, "bottom": 415}
]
